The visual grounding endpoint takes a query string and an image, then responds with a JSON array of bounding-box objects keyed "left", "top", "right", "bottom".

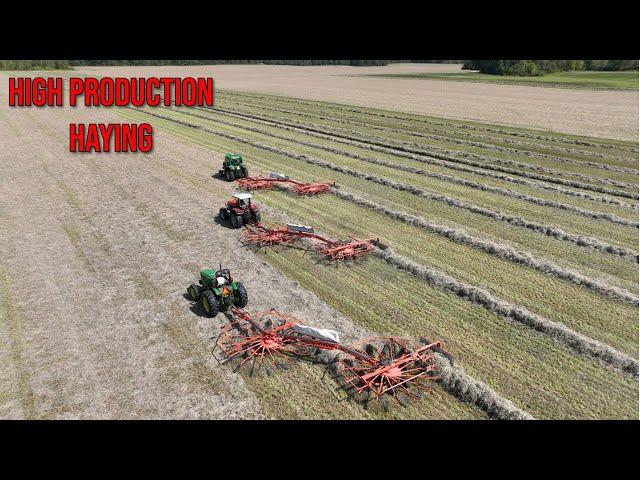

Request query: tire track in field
[
  {"left": 222, "top": 99, "right": 638, "bottom": 174},
  {"left": 134, "top": 108, "right": 638, "bottom": 261},
  {"left": 171, "top": 107, "right": 638, "bottom": 228},
  {"left": 375, "top": 248, "right": 639, "bottom": 376},
  {"left": 209, "top": 107, "right": 639, "bottom": 200},
  {"left": 194, "top": 105, "right": 637, "bottom": 209},
  {"left": 220, "top": 91, "right": 639, "bottom": 153},
  {"left": 126, "top": 107, "right": 638, "bottom": 304}
]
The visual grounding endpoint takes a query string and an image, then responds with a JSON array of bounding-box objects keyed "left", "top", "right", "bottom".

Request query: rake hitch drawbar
[
  {"left": 237, "top": 173, "right": 334, "bottom": 195},
  {"left": 214, "top": 307, "right": 452, "bottom": 406},
  {"left": 241, "top": 223, "right": 386, "bottom": 262}
]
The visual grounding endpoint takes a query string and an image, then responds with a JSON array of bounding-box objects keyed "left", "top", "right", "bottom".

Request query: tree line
[
  {"left": 2, "top": 60, "right": 465, "bottom": 70},
  {"left": 68, "top": 60, "right": 394, "bottom": 67},
  {"left": 3, "top": 59, "right": 637, "bottom": 74},
  {"left": 463, "top": 60, "right": 638, "bottom": 76},
  {"left": 0, "top": 60, "right": 70, "bottom": 70}
]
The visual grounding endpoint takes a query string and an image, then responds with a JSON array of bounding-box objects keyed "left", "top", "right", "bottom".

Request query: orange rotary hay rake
[
  {"left": 214, "top": 307, "right": 451, "bottom": 406},
  {"left": 241, "top": 223, "right": 384, "bottom": 262},
  {"left": 236, "top": 173, "right": 334, "bottom": 196}
]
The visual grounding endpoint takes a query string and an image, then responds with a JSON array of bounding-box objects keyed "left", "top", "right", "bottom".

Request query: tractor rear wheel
[
  {"left": 230, "top": 214, "right": 239, "bottom": 229},
  {"left": 234, "top": 282, "right": 248, "bottom": 308},
  {"left": 225, "top": 169, "right": 235, "bottom": 182},
  {"left": 233, "top": 215, "right": 244, "bottom": 228},
  {"left": 187, "top": 284, "right": 202, "bottom": 301},
  {"left": 201, "top": 290, "right": 219, "bottom": 317}
]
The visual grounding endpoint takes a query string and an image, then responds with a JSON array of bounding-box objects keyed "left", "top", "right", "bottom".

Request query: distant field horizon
[{"left": 71, "top": 64, "right": 639, "bottom": 140}]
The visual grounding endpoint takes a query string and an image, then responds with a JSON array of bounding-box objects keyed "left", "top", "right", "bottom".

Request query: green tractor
[
  {"left": 187, "top": 266, "right": 248, "bottom": 317},
  {"left": 218, "top": 153, "right": 249, "bottom": 182}
]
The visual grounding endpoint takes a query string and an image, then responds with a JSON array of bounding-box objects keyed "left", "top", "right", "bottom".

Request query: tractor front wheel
[
  {"left": 219, "top": 208, "right": 229, "bottom": 221},
  {"left": 187, "top": 284, "right": 202, "bottom": 301},
  {"left": 225, "top": 169, "right": 235, "bottom": 182},
  {"left": 231, "top": 215, "right": 243, "bottom": 229},
  {"left": 201, "top": 290, "right": 219, "bottom": 317},
  {"left": 251, "top": 211, "right": 261, "bottom": 224},
  {"left": 234, "top": 282, "right": 248, "bottom": 308}
]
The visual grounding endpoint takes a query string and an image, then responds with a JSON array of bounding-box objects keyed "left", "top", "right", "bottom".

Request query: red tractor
[{"left": 218, "top": 193, "right": 261, "bottom": 229}]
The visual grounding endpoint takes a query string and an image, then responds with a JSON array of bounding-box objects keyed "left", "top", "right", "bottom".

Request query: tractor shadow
[
  {"left": 213, "top": 214, "right": 236, "bottom": 230},
  {"left": 182, "top": 292, "right": 209, "bottom": 318}
]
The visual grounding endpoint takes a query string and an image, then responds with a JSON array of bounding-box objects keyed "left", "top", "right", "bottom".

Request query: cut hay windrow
[
  {"left": 223, "top": 99, "right": 638, "bottom": 174},
  {"left": 375, "top": 247, "right": 639, "bottom": 376},
  {"left": 194, "top": 106, "right": 637, "bottom": 209},
  {"left": 431, "top": 354, "right": 534, "bottom": 420},
  {"left": 221, "top": 94, "right": 636, "bottom": 164},
  {"left": 219, "top": 91, "right": 640, "bottom": 153},
  {"left": 131, "top": 108, "right": 639, "bottom": 302},
  {"left": 211, "top": 107, "right": 640, "bottom": 200},
  {"left": 215, "top": 105, "right": 638, "bottom": 190},
  {"left": 165, "top": 110, "right": 639, "bottom": 260},
  {"left": 332, "top": 190, "right": 638, "bottom": 305},
  {"left": 173, "top": 107, "right": 638, "bottom": 228}
]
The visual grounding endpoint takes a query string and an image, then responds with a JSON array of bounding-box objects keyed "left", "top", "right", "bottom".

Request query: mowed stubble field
[{"left": 1, "top": 68, "right": 638, "bottom": 419}]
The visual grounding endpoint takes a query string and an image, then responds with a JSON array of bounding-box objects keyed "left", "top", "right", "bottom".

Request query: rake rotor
[
  {"left": 236, "top": 174, "right": 333, "bottom": 196},
  {"left": 214, "top": 308, "right": 449, "bottom": 407},
  {"left": 334, "top": 338, "right": 443, "bottom": 406},
  {"left": 241, "top": 223, "right": 382, "bottom": 262},
  {"left": 214, "top": 308, "right": 300, "bottom": 372},
  {"left": 314, "top": 237, "right": 377, "bottom": 262}
]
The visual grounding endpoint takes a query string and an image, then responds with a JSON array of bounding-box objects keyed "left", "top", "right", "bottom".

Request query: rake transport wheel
[{"left": 202, "top": 290, "right": 220, "bottom": 318}]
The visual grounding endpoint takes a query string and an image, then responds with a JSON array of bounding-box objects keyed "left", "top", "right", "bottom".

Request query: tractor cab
[
  {"left": 214, "top": 268, "right": 233, "bottom": 286},
  {"left": 228, "top": 192, "right": 254, "bottom": 210},
  {"left": 224, "top": 153, "right": 243, "bottom": 167},
  {"left": 189, "top": 266, "right": 248, "bottom": 317},
  {"left": 219, "top": 154, "right": 248, "bottom": 181},
  {"left": 220, "top": 193, "right": 261, "bottom": 228}
]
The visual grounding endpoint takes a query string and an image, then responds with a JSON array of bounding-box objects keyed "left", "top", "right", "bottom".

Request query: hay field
[{"left": 0, "top": 70, "right": 638, "bottom": 419}]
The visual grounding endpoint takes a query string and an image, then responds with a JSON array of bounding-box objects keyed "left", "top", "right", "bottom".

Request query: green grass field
[
  {"left": 116, "top": 90, "right": 639, "bottom": 418},
  {"left": 360, "top": 71, "right": 639, "bottom": 91}
]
